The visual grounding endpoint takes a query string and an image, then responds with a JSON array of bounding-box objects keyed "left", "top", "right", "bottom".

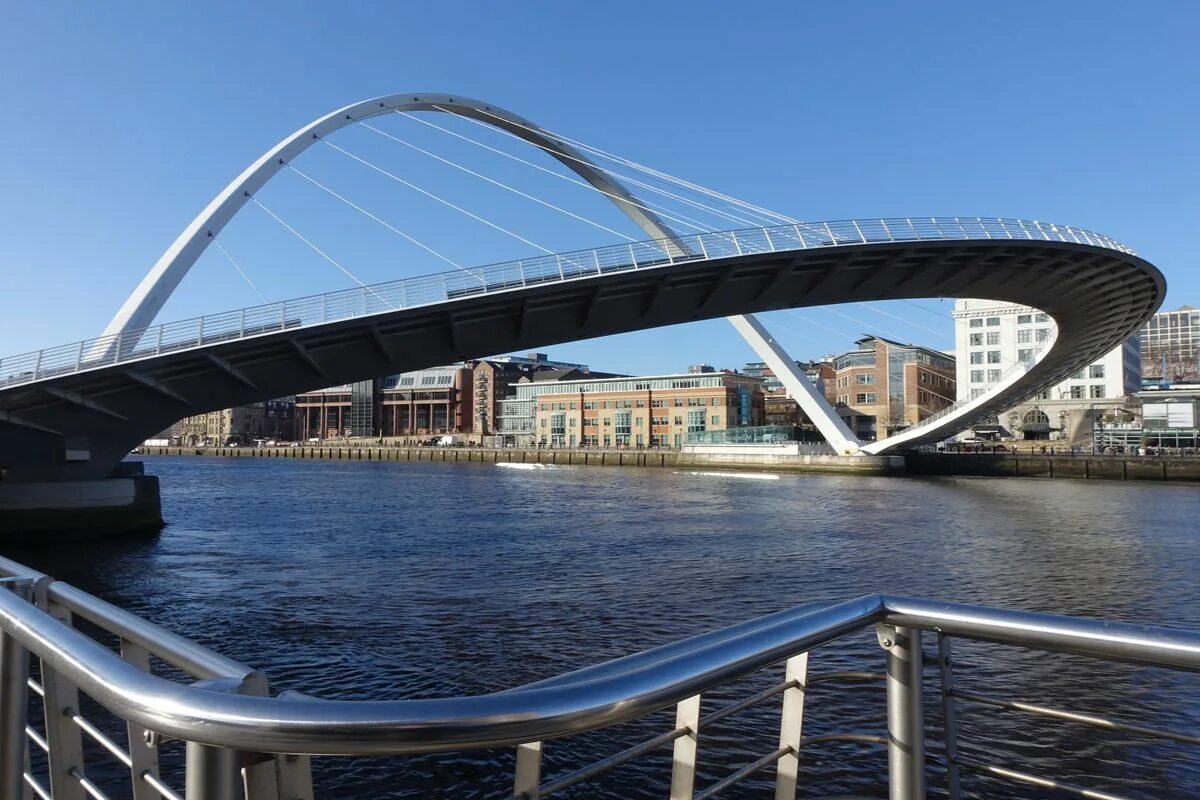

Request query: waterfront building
[
  {"left": 829, "top": 336, "right": 956, "bottom": 441},
  {"left": 952, "top": 299, "right": 1141, "bottom": 443},
  {"left": 178, "top": 399, "right": 294, "bottom": 445},
  {"left": 1139, "top": 305, "right": 1200, "bottom": 382},
  {"left": 529, "top": 371, "right": 764, "bottom": 448},
  {"left": 294, "top": 381, "right": 374, "bottom": 439},
  {"left": 377, "top": 365, "right": 473, "bottom": 438}
]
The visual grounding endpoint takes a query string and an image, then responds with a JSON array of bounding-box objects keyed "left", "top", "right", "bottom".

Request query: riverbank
[{"left": 131, "top": 445, "right": 1200, "bottom": 482}]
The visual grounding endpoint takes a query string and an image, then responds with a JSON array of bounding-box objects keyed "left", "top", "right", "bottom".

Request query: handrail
[
  {"left": 0, "top": 217, "right": 1134, "bottom": 389},
  {"left": 2, "top": 586, "right": 1200, "bottom": 759}
]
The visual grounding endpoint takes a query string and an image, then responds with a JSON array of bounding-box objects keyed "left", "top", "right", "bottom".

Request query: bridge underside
[{"left": 0, "top": 239, "right": 1162, "bottom": 481}]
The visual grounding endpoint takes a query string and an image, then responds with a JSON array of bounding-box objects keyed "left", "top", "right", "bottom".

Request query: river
[{"left": 9, "top": 456, "right": 1200, "bottom": 798}]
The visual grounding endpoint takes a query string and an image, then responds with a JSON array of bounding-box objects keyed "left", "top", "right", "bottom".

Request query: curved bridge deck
[{"left": 0, "top": 217, "right": 1163, "bottom": 478}]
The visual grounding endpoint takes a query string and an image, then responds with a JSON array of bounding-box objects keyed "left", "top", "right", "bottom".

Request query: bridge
[{"left": 0, "top": 92, "right": 1165, "bottom": 536}]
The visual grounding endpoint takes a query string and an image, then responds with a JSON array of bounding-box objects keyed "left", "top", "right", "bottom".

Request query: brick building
[
  {"left": 530, "top": 372, "right": 764, "bottom": 448},
  {"left": 830, "top": 336, "right": 955, "bottom": 441}
]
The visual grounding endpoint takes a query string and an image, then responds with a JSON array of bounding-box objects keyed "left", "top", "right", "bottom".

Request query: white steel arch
[
  {"left": 100, "top": 91, "right": 853, "bottom": 452},
  {"left": 101, "top": 93, "right": 686, "bottom": 339}
]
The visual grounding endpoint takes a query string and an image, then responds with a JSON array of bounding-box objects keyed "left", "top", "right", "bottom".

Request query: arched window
[{"left": 1023, "top": 409, "right": 1050, "bottom": 426}]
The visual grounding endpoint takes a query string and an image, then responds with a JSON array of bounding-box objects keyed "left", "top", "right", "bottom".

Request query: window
[
  {"left": 711, "top": 415, "right": 720, "bottom": 425},
  {"left": 856, "top": 374, "right": 876, "bottom": 384},
  {"left": 1017, "top": 314, "right": 1032, "bottom": 325},
  {"left": 1018, "top": 349, "right": 1034, "bottom": 363},
  {"left": 986, "top": 332, "right": 1000, "bottom": 345},
  {"left": 969, "top": 319, "right": 983, "bottom": 328},
  {"left": 673, "top": 399, "right": 684, "bottom": 407},
  {"left": 1070, "top": 386, "right": 1085, "bottom": 399},
  {"left": 1017, "top": 329, "right": 1032, "bottom": 344},
  {"left": 674, "top": 416, "right": 683, "bottom": 425},
  {"left": 1036, "top": 328, "right": 1050, "bottom": 342},
  {"left": 1072, "top": 369, "right": 1086, "bottom": 380},
  {"left": 986, "top": 317, "right": 1000, "bottom": 327},
  {"left": 856, "top": 393, "right": 876, "bottom": 403},
  {"left": 686, "top": 409, "right": 706, "bottom": 433},
  {"left": 651, "top": 399, "right": 664, "bottom": 408},
  {"left": 1036, "top": 313, "right": 1049, "bottom": 322},
  {"left": 987, "top": 369, "right": 1001, "bottom": 382},
  {"left": 1089, "top": 365, "right": 1105, "bottom": 379},
  {"left": 969, "top": 352, "right": 983, "bottom": 364},
  {"left": 987, "top": 351, "right": 1001, "bottom": 364},
  {"left": 1090, "top": 385, "right": 1106, "bottom": 399},
  {"left": 614, "top": 411, "right": 631, "bottom": 445},
  {"left": 969, "top": 333, "right": 983, "bottom": 346},
  {"left": 970, "top": 370, "right": 984, "bottom": 383}
]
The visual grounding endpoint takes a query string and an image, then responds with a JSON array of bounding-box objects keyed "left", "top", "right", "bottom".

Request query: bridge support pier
[
  {"left": 728, "top": 314, "right": 862, "bottom": 455},
  {"left": 0, "top": 462, "right": 162, "bottom": 543}
]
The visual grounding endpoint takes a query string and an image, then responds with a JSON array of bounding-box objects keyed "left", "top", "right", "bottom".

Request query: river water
[{"left": 9, "top": 456, "right": 1200, "bottom": 798}]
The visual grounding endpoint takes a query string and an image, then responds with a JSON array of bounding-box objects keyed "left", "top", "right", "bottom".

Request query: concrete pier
[{"left": 0, "top": 462, "right": 163, "bottom": 543}]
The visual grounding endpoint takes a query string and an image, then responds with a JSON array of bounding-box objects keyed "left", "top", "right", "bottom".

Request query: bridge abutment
[{"left": 0, "top": 461, "right": 163, "bottom": 543}]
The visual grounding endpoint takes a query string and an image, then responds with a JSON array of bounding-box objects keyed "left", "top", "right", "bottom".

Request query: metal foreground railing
[
  {"left": 1, "top": 556, "right": 1198, "bottom": 799},
  {"left": 0, "top": 217, "right": 1134, "bottom": 388}
]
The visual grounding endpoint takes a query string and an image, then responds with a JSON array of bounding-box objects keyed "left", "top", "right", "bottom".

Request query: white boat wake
[{"left": 676, "top": 471, "right": 781, "bottom": 481}]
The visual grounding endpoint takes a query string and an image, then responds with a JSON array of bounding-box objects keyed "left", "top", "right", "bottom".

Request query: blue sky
[{"left": 1, "top": 3, "right": 1197, "bottom": 375}]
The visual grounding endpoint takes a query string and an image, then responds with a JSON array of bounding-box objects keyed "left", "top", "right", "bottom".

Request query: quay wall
[
  {"left": 906, "top": 453, "right": 1200, "bottom": 483},
  {"left": 135, "top": 445, "right": 681, "bottom": 468},
  {"left": 133, "top": 447, "right": 1200, "bottom": 483}
]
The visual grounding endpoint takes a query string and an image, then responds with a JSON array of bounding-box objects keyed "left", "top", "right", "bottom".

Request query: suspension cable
[
  {"left": 210, "top": 238, "right": 266, "bottom": 302},
  {"left": 464, "top": 106, "right": 793, "bottom": 227},
  {"left": 247, "top": 196, "right": 393, "bottom": 307},
  {"left": 359, "top": 121, "right": 638, "bottom": 242},
  {"left": 321, "top": 140, "right": 554, "bottom": 254},
  {"left": 438, "top": 106, "right": 768, "bottom": 229},
  {"left": 396, "top": 112, "right": 719, "bottom": 235},
  {"left": 282, "top": 163, "right": 468, "bottom": 274}
]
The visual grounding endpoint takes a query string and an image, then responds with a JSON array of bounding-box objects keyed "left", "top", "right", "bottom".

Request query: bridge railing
[
  {"left": 0, "top": 555, "right": 1196, "bottom": 798},
  {"left": 0, "top": 218, "right": 1134, "bottom": 389}
]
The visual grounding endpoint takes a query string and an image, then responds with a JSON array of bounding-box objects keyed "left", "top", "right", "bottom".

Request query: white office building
[
  {"left": 1139, "top": 305, "right": 1200, "bottom": 382},
  {"left": 952, "top": 299, "right": 1141, "bottom": 443}
]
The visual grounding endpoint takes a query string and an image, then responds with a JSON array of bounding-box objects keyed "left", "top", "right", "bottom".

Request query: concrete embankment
[
  {"left": 906, "top": 453, "right": 1200, "bottom": 482},
  {"left": 133, "top": 445, "right": 904, "bottom": 474},
  {"left": 135, "top": 445, "right": 1200, "bottom": 483}
]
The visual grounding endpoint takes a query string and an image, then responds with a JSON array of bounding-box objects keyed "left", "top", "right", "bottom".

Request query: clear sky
[{"left": 1, "top": 3, "right": 1197, "bottom": 376}]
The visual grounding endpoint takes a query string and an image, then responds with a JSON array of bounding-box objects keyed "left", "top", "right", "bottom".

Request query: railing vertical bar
[
  {"left": 0, "top": 579, "right": 35, "bottom": 800},
  {"left": 938, "top": 635, "right": 962, "bottom": 800},
  {"left": 513, "top": 741, "right": 542, "bottom": 800},
  {"left": 120, "top": 639, "right": 161, "bottom": 800},
  {"left": 39, "top": 600, "right": 85, "bottom": 800},
  {"left": 881, "top": 624, "right": 925, "bottom": 800},
  {"left": 773, "top": 653, "right": 809, "bottom": 800},
  {"left": 852, "top": 219, "right": 867, "bottom": 243},
  {"left": 669, "top": 694, "right": 701, "bottom": 800}
]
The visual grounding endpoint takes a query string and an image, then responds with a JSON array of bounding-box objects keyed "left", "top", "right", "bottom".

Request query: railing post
[
  {"left": 120, "top": 639, "right": 161, "bottom": 800},
  {"left": 32, "top": 350, "right": 42, "bottom": 380},
  {"left": 774, "top": 653, "right": 809, "bottom": 800},
  {"left": 730, "top": 231, "right": 744, "bottom": 255},
  {"left": 185, "top": 678, "right": 244, "bottom": 800},
  {"left": 41, "top": 600, "right": 86, "bottom": 800},
  {"left": 937, "top": 635, "right": 961, "bottom": 800},
  {"left": 669, "top": 694, "right": 701, "bottom": 799},
  {"left": 878, "top": 624, "right": 925, "bottom": 799},
  {"left": 514, "top": 741, "right": 543, "bottom": 799},
  {"left": 0, "top": 578, "right": 34, "bottom": 800},
  {"left": 155, "top": 325, "right": 163, "bottom": 355},
  {"left": 197, "top": 317, "right": 205, "bottom": 346}
]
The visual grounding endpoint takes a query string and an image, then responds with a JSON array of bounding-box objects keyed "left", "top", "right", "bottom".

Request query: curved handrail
[
  {"left": 2, "top": 586, "right": 1199, "bottom": 756},
  {"left": 0, "top": 217, "right": 1133, "bottom": 390}
]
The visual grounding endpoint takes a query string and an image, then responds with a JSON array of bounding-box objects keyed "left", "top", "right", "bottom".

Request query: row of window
[
  {"left": 552, "top": 415, "right": 728, "bottom": 428},
  {"left": 967, "top": 312, "right": 1050, "bottom": 328},
  {"left": 549, "top": 397, "right": 727, "bottom": 411}
]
